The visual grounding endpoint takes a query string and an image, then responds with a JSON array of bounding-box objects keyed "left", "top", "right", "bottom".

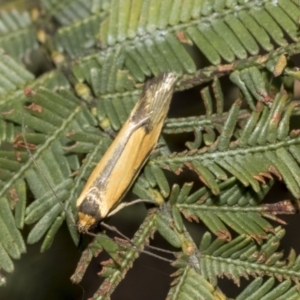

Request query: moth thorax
[{"left": 77, "top": 192, "right": 102, "bottom": 232}]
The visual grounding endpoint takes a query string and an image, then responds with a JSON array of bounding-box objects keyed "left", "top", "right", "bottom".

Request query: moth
[
  {"left": 76, "top": 72, "right": 177, "bottom": 232},
  {"left": 21, "top": 73, "right": 180, "bottom": 270}
]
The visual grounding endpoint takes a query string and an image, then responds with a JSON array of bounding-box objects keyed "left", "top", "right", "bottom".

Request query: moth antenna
[
  {"left": 101, "top": 222, "right": 133, "bottom": 242},
  {"left": 133, "top": 249, "right": 175, "bottom": 264},
  {"left": 101, "top": 222, "right": 178, "bottom": 257},
  {"left": 144, "top": 244, "right": 179, "bottom": 255},
  {"left": 78, "top": 283, "right": 85, "bottom": 300},
  {"left": 101, "top": 223, "right": 175, "bottom": 263},
  {"left": 21, "top": 114, "right": 76, "bottom": 225}
]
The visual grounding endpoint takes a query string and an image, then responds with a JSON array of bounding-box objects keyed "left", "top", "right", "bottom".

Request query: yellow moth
[
  {"left": 76, "top": 73, "right": 177, "bottom": 232},
  {"left": 21, "top": 73, "right": 180, "bottom": 274}
]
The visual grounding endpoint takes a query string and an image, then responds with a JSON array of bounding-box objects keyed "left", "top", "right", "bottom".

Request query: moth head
[{"left": 77, "top": 212, "right": 97, "bottom": 233}]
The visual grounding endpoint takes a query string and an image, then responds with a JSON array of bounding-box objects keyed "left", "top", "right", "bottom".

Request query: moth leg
[
  {"left": 116, "top": 116, "right": 150, "bottom": 140},
  {"left": 102, "top": 116, "right": 150, "bottom": 141},
  {"left": 131, "top": 116, "right": 150, "bottom": 131},
  {"left": 107, "top": 199, "right": 156, "bottom": 217}
]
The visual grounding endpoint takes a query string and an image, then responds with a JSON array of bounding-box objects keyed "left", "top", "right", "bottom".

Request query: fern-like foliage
[
  {"left": 169, "top": 227, "right": 300, "bottom": 299},
  {"left": 0, "top": 0, "right": 299, "bottom": 299},
  {"left": 153, "top": 91, "right": 300, "bottom": 198},
  {"left": 0, "top": 9, "right": 38, "bottom": 61}
]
